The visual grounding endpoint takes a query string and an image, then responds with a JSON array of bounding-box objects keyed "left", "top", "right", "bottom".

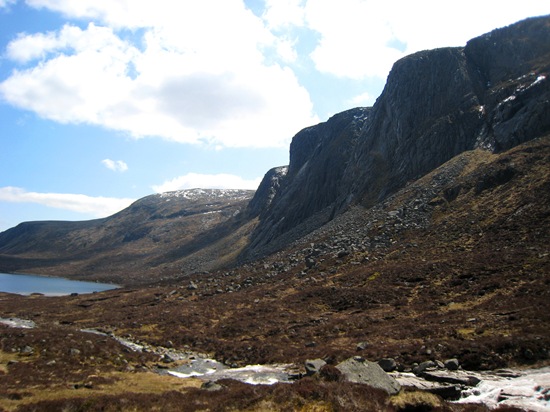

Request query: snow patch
[
  {"left": 532, "top": 74, "right": 547, "bottom": 86},
  {"left": 202, "top": 210, "right": 221, "bottom": 215},
  {"left": 0, "top": 317, "right": 36, "bottom": 329},
  {"left": 157, "top": 188, "right": 252, "bottom": 201},
  {"left": 500, "top": 73, "right": 547, "bottom": 107}
]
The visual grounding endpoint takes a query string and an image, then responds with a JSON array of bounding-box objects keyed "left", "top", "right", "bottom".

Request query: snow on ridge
[
  {"left": 157, "top": 188, "right": 253, "bottom": 201},
  {"left": 498, "top": 72, "right": 546, "bottom": 109}
]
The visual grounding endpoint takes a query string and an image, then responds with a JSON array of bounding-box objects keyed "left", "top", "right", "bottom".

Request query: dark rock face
[
  {"left": 242, "top": 15, "right": 550, "bottom": 259},
  {"left": 246, "top": 166, "right": 288, "bottom": 218},
  {"left": 348, "top": 47, "right": 483, "bottom": 205},
  {"left": 464, "top": 16, "right": 550, "bottom": 152},
  {"left": 242, "top": 107, "right": 371, "bottom": 259}
]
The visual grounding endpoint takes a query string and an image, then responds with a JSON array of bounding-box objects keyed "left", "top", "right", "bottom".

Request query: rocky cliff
[{"left": 241, "top": 15, "right": 550, "bottom": 260}]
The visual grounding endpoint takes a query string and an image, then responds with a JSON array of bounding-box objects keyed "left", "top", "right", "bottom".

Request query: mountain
[
  {"left": 0, "top": 16, "right": 549, "bottom": 287},
  {"left": 0, "top": 189, "right": 254, "bottom": 284}
]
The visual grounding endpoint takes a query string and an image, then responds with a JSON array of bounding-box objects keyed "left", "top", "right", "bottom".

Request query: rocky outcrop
[
  {"left": 242, "top": 15, "right": 550, "bottom": 260},
  {"left": 242, "top": 108, "right": 370, "bottom": 259},
  {"left": 245, "top": 166, "right": 288, "bottom": 218},
  {"left": 336, "top": 357, "right": 401, "bottom": 395}
]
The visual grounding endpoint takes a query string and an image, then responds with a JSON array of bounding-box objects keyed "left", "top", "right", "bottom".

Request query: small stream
[
  {"left": 166, "top": 359, "right": 293, "bottom": 385},
  {"left": 3, "top": 319, "right": 549, "bottom": 409},
  {"left": 78, "top": 329, "right": 550, "bottom": 409},
  {"left": 455, "top": 367, "right": 550, "bottom": 411},
  {"left": 80, "top": 328, "right": 295, "bottom": 385}
]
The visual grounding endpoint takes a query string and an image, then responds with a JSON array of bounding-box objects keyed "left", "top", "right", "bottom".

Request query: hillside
[{"left": 0, "top": 189, "right": 254, "bottom": 284}]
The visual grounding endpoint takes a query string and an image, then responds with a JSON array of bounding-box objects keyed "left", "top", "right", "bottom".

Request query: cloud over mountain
[
  {"left": 152, "top": 173, "right": 261, "bottom": 193},
  {"left": 0, "top": 186, "right": 135, "bottom": 217}
]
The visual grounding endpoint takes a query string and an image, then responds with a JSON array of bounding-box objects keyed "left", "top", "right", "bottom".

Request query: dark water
[{"left": 0, "top": 272, "right": 119, "bottom": 296}]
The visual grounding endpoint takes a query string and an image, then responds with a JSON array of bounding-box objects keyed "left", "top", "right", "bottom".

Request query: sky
[{"left": 0, "top": 1, "right": 548, "bottom": 232}]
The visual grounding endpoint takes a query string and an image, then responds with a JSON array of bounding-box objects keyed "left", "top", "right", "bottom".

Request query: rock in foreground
[{"left": 336, "top": 357, "right": 401, "bottom": 395}]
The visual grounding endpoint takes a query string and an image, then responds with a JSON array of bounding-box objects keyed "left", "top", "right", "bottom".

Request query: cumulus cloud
[
  {"left": 0, "top": 186, "right": 135, "bottom": 217},
  {"left": 0, "top": 1, "right": 317, "bottom": 148},
  {"left": 263, "top": 0, "right": 550, "bottom": 80},
  {"left": 263, "top": 0, "right": 306, "bottom": 30},
  {"left": 152, "top": 173, "right": 262, "bottom": 193},
  {"left": 101, "top": 159, "right": 128, "bottom": 172}
]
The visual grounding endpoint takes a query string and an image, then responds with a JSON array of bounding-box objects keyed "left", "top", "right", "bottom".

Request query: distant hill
[
  {"left": 0, "top": 189, "right": 254, "bottom": 284},
  {"left": 1, "top": 16, "right": 549, "bottom": 287}
]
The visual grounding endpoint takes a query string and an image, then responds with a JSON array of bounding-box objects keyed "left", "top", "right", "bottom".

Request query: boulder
[
  {"left": 336, "top": 357, "right": 401, "bottom": 395},
  {"left": 444, "top": 358, "right": 460, "bottom": 371},
  {"left": 305, "top": 257, "right": 316, "bottom": 268},
  {"left": 20, "top": 345, "right": 34, "bottom": 355},
  {"left": 413, "top": 360, "right": 436, "bottom": 375},
  {"left": 201, "top": 381, "right": 223, "bottom": 391},
  {"left": 161, "top": 354, "right": 175, "bottom": 363},
  {"left": 420, "top": 369, "right": 481, "bottom": 386},
  {"left": 305, "top": 359, "right": 326, "bottom": 376},
  {"left": 378, "top": 358, "right": 397, "bottom": 372},
  {"left": 392, "top": 373, "right": 462, "bottom": 400}
]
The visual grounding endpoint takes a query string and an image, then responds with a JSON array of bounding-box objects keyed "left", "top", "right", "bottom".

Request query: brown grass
[
  {"left": 0, "top": 371, "right": 202, "bottom": 411},
  {"left": 390, "top": 390, "right": 444, "bottom": 410}
]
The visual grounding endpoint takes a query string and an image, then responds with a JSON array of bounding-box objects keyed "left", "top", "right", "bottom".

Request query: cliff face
[
  {"left": 244, "top": 107, "right": 370, "bottom": 255},
  {"left": 243, "top": 15, "right": 550, "bottom": 259}
]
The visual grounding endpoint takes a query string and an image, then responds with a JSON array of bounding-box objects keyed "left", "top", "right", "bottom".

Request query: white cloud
[
  {"left": 102, "top": 159, "right": 128, "bottom": 172},
  {"left": 0, "top": 186, "right": 135, "bottom": 217},
  {"left": 304, "top": 0, "right": 402, "bottom": 79},
  {"left": 263, "top": 0, "right": 306, "bottom": 30},
  {"left": 277, "top": 0, "right": 550, "bottom": 80},
  {"left": 0, "top": 1, "right": 318, "bottom": 148},
  {"left": 152, "top": 173, "right": 262, "bottom": 193},
  {"left": 348, "top": 91, "right": 372, "bottom": 107}
]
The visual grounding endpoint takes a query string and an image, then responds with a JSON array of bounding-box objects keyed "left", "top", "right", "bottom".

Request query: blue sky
[{"left": 0, "top": 0, "right": 548, "bottom": 232}]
